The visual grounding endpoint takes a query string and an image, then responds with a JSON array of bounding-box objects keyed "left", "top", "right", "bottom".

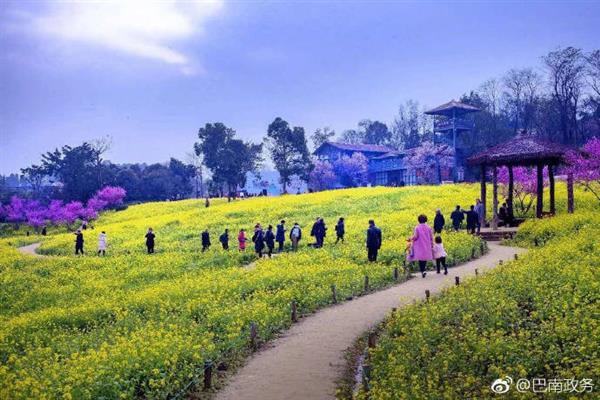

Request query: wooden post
[
  {"left": 362, "top": 364, "right": 371, "bottom": 392},
  {"left": 475, "top": 268, "right": 478, "bottom": 276},
  {"left": 203, "top": 361, "right": 213, "bottom": 390},
  {"left": 363, "top": 275, "right": 369, "bottom": 293},
  {"left": 480, "top": 164, "right": 487, "bottom": 223},
  {"left": 536, "top": 163, "right": 544, "bottom": 218},
  {"left": 250, "top": 322, "right": 258, "bottom": 350},
  {"left": 291, "top": 300, "right": 298, "bottom": 323},
  {"left": 508, "top": 165, "right": 514, "bottom": 221},
  {"left": 492, "top": 166, "right": 498, "bottom": 230},
  {"left": 393, "top": 267, "right": 399, "bottom": 281},
  {"left": 514, "top": 253, "right": 518, "bottom": 260},
  {"left": 425, "top": 289, "right": 430, "bottom": 301},
  {"left": 331, "top": 284, "right": 337, "bottom": 303},
  {"left": 471, "top": 247, "right": 475, "bottom": 259},
  {"left": 499, "top": 260, "right": 503, "bottom": 265},
  {"left": 567, "top": 172, "right": 574, "bottom": 214},
  {"left": 549, "top": 164, "right": 555, "bottom": 215},
  {"left": 455, "top": 276, "right": 460, "bottom": 286},
  {"left": 368, "top": 331, "right": 377, "bottom": 348}
]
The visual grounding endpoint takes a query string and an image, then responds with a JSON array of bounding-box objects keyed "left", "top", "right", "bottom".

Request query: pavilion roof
[
  {"left": 316, "top": 141, "right": 394, "bottom": 154},
  {"left": 424, "top": 100, "right": 481, "bottom": 116},
  {"left": 468, "top": 134, "right": 571, "bottom": 166}
]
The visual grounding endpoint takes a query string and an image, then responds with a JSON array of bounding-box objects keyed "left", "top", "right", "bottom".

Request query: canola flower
[
  {"left": 0, "top": 184, "right": 596, "bottom": 399},
  {"left": 357, "top": 212, "right": 600, "bottom": 400}
]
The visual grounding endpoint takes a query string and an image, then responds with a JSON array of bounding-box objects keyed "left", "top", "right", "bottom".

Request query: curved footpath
[
  {"left": 216, "top": 242, "right": 527, "bottom": 400},
  {"left": 17, "top": 242, "right": 43, "bottom": 257}
]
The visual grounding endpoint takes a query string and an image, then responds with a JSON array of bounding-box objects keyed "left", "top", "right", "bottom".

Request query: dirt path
[
  {"left": 17, "top": 242, "right": 44, "bottom": 257},
  {"left": 216, "top": 242, "right": 526, "bottom": 400}
]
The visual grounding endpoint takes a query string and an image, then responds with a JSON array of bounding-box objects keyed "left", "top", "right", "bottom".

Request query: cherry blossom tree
[
  {"left": 406, "top": 141, "right": 454, "bottom": 184},
  {"left": 333, "top": 153, "right": 368, "bottom": 187},
  {"left": 497, "top": 166, "right": 548, "bottom": 216},
  {"left": 564, "top": 137, "right": 600, "bottom": 203},
  {"left": 309, "top": 160, "right": 337, "bottom": 191}
]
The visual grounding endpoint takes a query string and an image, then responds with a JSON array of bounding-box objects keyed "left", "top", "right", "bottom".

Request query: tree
[
  {"left": 311, "top": 127, "right": 335, "bottom": 150},
  {"left": 196, "top": 123, "right": 263, "bottom": 195},
  {"left": 390, "top": 100, "right": 424, "bottom": 149},
  {"left": 31, "top": 142, "right": 105, "bottom": 201},
  {"left": 565, "top": 137, "right": 600, "bottom": 203},
  {"left": 340, "top": 129, "right": 364, "bottom": 144},
  {"left": 543, "top": 47, "right": 586, "bottom": 144},
  {"left": 502, "top": 68, "right": 542, "bottom": 133},
  {"left": 309, "top": 160, "right": 336, "bottom": 191},
  {"left": 266, "top": 117, "right": 312, "bottom": 193},
  {"left": 333, "top": 153, "right": 368, "bottom": 187},
  {"left": 359, "top": 119, "right": 391, "bottom": 145},
  {"left": 406, "top": 141, "right": 454, "bottom": 184}
]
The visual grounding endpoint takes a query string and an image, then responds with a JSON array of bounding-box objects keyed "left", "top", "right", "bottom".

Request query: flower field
[
  {"left": 357, "top": 211, "right": 600, "bottom": 399},
  {"left": 0, "top": 184, "right": 596, "bottom": 399}
]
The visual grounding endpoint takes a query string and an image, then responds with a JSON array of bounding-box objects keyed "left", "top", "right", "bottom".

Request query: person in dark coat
[
  {"left": 335, "top": 217, "right": 345, "bottom": 244},
  {"left": 201, "top": 229, "right": 211, "bottom": 252},
  {"left": 433, "top": 209, "right": 445, "bottom": 234},
  {"left": 366, "top": 220, "right": 382, "bottom": 262},
  {"left": 290, "top": 222, "right": 302, "bottom": 251},
  {"left": 205, "top": 197, "right": 210, "bottom": 208},
  {"left": 219, "top": 229, "right": 229, "bottom": 250},
  {"left": 74, "top": 229, "right": 84, "bottom": 255},
  {"left": 311, "top": 217, "right": 327, "bottom": 248},
  {"left": 450, "top": 205, "right": 464, "bottom": 231},
  {"left": 276, "top": 220, "right": 286, "bottom": 252},
  {"left": 265, "top": 225, "right": 276, "bottom": 258},
  {"left": 464, "top": 205, "right": 478, "bottom": 234},
  {"left": 499, "top": 202, "right": 510, "bottom": 227},
  {"left": 252, "top": 224, "right": 265, "bottom": 257},
  {"left": 41, "top": 226, "right": 47, "bottom": 236},
  {"left": 145, "top": 228, "right": 155, "bottom": 254}
]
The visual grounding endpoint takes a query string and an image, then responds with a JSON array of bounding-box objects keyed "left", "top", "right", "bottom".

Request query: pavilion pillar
[
  {"left": 480, "top": 164, "right": 487, "bottom": 224},
  {"left": 567, "top": 172, "right": 574, "bottom": 213},
  {"left": 492, "top": 166, "right": 498, "bottom": 230},
  {"left": 507, "top": 165, "right": 514, "bottom": 220},
  {"left": 548, "top": 164, "right": 555, "bottom": 215},
  {"left": 536, "top": 163, "right": 544, "bottom": 218}
]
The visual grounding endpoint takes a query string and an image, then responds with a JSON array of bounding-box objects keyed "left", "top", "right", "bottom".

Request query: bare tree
[
  {"left": 479, "top": 78, "right": 502, "bottom": 131},
  {"left": 390, "top": 100, "right": 423, "bottom": 149},
  {"left": 503, "top": 68, "right": 541, "bottom": 133},
  {"left": 186, "top": 151, "right": 205, "bottom": 198},
  {"left": 543, "top": 47, "right": 586, "bottom": 144},
  {"left": 311, "top": 127, "right": 335, "bottom": 150}
]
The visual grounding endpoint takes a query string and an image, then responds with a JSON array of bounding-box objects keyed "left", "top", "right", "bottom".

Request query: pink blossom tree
[
  {"left": 5, "top": 196, "right": 27, "bottom": 229},
  {"left": 309, "top": 160, "right": 337, "bottom": 191},
  {"left": 333, "top": 153, "right": 368, "bottom": 187},
  {"left": 406, "top": 141, "right": 454, "bottom": 184},
  {"left": 497, "top": 166, "right": 548, "bottom": 217},
  {"left": 564, "top": 137, "right": 600, "bottom": 203},
  {"left": 92, "top": 186, "right": 126, "bottom": 208}
]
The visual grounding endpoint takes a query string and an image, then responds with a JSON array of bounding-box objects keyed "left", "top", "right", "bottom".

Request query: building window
[{"left": 375, "top": 172, "right": 388, "bottom": 186}]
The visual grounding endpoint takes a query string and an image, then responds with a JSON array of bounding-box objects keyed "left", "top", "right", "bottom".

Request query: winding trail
[
  {"left": 17, "top": 242, "right": 43, "bottom": 257},
  {"left": 216, "top": 242, "right": 527, "bottom": 400}
]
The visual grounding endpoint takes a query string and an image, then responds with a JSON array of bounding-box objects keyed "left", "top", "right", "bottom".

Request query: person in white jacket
[
  {"left": 98, "top": 231, "right": 107, "bottom": 256},
  {"left": 433, "top": 235, "right": 447, "bottom": 274}
]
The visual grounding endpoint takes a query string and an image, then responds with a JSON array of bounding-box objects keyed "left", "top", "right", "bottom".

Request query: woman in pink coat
[{"left": 411, "top": 214, "right": 434, "bottom": 278}]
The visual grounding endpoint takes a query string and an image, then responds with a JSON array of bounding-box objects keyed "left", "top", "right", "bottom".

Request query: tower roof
[{"left": 425, "top": 100, "right": 481, "bottom": 116}]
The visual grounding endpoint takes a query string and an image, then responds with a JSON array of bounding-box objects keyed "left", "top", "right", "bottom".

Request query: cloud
[{"left": 27, "top": 0, "right": 224, "bottom": 74}]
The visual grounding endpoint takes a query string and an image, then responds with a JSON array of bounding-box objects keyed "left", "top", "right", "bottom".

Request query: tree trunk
[
  {"left": 507, "top": 165, "right": 514, "bottom": 219},
  {"left": 480, "top": 164, "right": 487, "bottom": 223},
  {"left": 567, "top": 172, "right": 574, "bottom": 213},
  {"left": 548, "top": 164, "right": 555, "bottom": 215},
  {"left": 536, "top": 163, "right": 544, "bottom": 218},
  {"left": 492, "top": 166, "right": 498, "bottom": 230}
]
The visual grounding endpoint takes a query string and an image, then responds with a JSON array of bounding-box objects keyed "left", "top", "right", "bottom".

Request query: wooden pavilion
[{"left": 468, "top": 134, "right": 574, "bottom": 229}]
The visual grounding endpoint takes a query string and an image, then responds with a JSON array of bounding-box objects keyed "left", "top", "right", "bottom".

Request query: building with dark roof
[{"left": 313, "top": 141, "right": 394, "bottom": 162}]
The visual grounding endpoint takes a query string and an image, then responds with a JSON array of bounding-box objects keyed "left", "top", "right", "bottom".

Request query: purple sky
[{"left": 1, "top": 0, "right": 599, "bottom": 174}]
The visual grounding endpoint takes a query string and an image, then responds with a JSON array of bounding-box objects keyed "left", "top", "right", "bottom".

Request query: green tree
[
  {"left": 359, "top": 119, "right": 391, "bottom": 145},
  {"left": 311, "top": 127, "right": 335, "bottom": 150},
  {"left": 195, "top": 123, "right": 262, "bottom": 195},
  {"left": 266, "top": 117, "right": 312, "bottom": 193}
]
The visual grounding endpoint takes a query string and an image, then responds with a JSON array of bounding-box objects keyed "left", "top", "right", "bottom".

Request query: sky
[{"left": 1, "top": 0, "right": 599, "bottom": 174}]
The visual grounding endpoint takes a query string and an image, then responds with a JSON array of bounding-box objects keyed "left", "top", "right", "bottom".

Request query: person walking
[
  {"left": 238, "top": 229, "right": 247, "bottom": 252},
  {"left": 450, "top": 205, "right": 464, "bottom": 231},
  {"left": 464, "top": 205, "right": 479, "bottom": 234},
  {"left": 335, "top": 217, "right": 345, "bottom": 244},
  {"left": 311, "top": 217, "right": 327, "bottom": 248},
  {"left": 252, "top": 224, "right": 265, "bottom": 257},
  {"left": 205, "top": 197, "right": 210, "bottom": 208},
  {"left": 433, "top": 209, "right": 445, "bottom": 234},
  {"left": 97, "top": 231, "right": 107, "bottom": 256},
  {"left": 433, "top": 236, "right": 448, "bottom": 274},
  {"left": 290, "top": 222, "right": 302, "bottom": 251},
  {"left": 74, "top": 229, "right": 84, "bottom": 255},
  {"left": 219, "top": 229, "right": 229, "bottom": 250},
  {"left": 41, "top": 226, "right": 47, "bottom": 236},
  {"left": 265, "top": 225, "right": 276, "bottom": 258},
  {"left": 145, "top": 228, "right": 155, "bottom": 254},
  {"left": 366, "top": 219, "right": 382, "bottom": 262},
  {"left": 474, "top": 199, "right": 485, "bottom": 233},
  {"left": 276, "top": 220, "right": 286, "bottom": 252},
  {"left": 201, "top": 229, "right": 211, "bottom": 252},
  {"left": 411, "top": 214, "right": 434, "bottom": 278}
]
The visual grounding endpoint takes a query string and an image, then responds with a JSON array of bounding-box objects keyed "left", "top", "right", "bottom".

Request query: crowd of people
[{"left": 68, "top": 198, "right": 488, "bottom": 278}]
